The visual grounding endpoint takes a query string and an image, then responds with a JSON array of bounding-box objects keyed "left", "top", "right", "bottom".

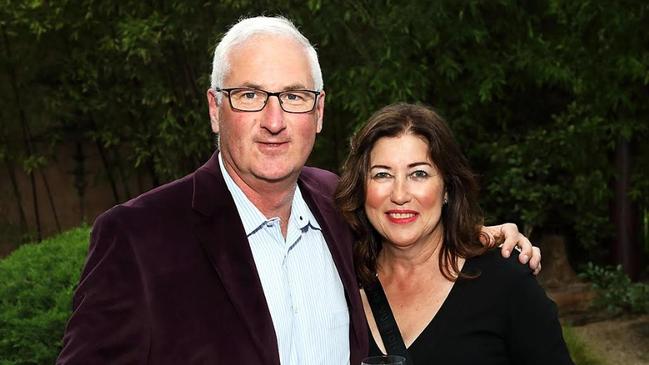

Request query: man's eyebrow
[
  {"left": 281, "top": 83, "right": 308, "bottom": 91},
  {"left": 238, "top": 82, "right": 263, "bottom": 89}
]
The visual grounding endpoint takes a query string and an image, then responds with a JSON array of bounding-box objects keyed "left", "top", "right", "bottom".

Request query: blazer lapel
[{"left": 191, "top": 154, "right": 279, "bottom": 365}]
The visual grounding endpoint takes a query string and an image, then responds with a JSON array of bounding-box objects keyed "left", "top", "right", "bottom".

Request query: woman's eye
[
  {"left": 372, "top": 172, "right": 391, "bottom": 179},
  {"left": 410, "top": 170, "right": 429, "bottom": 179}
]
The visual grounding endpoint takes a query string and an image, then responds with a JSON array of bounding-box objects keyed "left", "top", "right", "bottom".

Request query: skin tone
[
  {"left": 361, "top": 133, "right": 466, "bottom": 351},
  {"left": 206, "top": 35, "right": 325, "bottom": 237}
]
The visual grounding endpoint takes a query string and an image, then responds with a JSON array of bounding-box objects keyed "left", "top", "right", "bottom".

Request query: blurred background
[{"left": 0, "top": 1, "right": 647, "bottom": 364}]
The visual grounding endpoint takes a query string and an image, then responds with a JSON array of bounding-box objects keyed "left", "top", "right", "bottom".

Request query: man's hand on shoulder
[{"left": 480, "top": 223, "right": 542, "bottom": 275}]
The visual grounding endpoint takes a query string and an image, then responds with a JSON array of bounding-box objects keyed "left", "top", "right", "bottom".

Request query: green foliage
[
  {"left": 579, "top": 263, "right": 649, "bottom": 316},
  {"left": 562, "top": 326, "right": 606, "bottom": 365},
  {"left": 0, "top": 227, "right": 89, "bottom": 365},
  {"left": 1, "top": 0, "right": 648, "bottom": 260}
]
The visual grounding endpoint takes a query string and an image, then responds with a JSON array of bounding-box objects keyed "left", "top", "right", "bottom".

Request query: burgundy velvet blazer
[{"left": 57, "top": 152, "right": 368, "bottom": 364}]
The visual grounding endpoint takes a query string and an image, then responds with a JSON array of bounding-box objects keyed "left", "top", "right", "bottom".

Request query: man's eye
[
  {"left": 242, "top": 92, "right": 258, "bottom": 99},
  {"left": 283, "top": 92, "right": 306, "bottom": 101}
]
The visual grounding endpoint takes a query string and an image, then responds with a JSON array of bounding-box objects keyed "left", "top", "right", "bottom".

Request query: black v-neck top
[{"left": 368, "top": 249, "right": 574, "bottom": 365}]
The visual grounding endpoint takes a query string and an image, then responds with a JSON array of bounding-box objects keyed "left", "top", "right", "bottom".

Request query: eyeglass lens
[{"left": 227, "top": 88, "right": 317, "bottom": 113}]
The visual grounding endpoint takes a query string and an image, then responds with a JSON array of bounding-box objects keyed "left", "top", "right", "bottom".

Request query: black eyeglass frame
[{"left": 214, "top": 87, "right": 321, "bottom": 114}]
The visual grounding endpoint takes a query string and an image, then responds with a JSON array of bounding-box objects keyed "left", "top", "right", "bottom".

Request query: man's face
[{"left": 207, "top": 35, "right": 325, "bottom": 189}]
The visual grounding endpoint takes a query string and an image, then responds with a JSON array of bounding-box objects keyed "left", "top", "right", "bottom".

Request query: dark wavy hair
[{"left": 335, "top": 103, "right": 489, "bottom": 287}]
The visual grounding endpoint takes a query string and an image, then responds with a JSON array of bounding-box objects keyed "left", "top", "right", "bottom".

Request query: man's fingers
[
  {"left": 529, "top": 246, "right": 542, "bottom": 275},
  {"left": 499, "top": 223, "right": 521, "bottom": 259},
  {"left": 493, "top": 222, "right": 542, "bottom": 273},
  {"left": 516, "top": 235, "right": 533, "bottom": 264},
  {"left": 500, "top": 245, "right": 511, "bottom": 258}
]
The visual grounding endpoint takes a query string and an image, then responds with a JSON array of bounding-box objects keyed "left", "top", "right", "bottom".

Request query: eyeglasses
[{"left": 214, "top": 87, "right": 320, "bottom": 113}]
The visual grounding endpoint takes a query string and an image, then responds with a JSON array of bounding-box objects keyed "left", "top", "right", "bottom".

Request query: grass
[{"left": 563, "top": 326, "right": 607, "bottom": 365}]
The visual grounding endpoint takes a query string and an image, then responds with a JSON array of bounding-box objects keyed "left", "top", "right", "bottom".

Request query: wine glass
[{"left": 361, "top": 355, "right": 406, "bottom": 365}]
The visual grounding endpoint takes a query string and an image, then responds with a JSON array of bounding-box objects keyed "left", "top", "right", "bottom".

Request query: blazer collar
[
  {"left": 191, "top": 152, "right": 279, "bottom": 365},
  {"left": 192, "top": 153, "right": 365, "bottom": 362}
]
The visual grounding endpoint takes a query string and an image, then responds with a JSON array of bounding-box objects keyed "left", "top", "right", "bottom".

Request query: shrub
[
  {"left": 579, "top": 262, "right": 649, "bottom": 316},
  {"left": 0, "top": 227, "right": 89, "bottom": 365}
]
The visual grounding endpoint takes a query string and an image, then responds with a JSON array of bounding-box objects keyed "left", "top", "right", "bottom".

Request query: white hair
[{"left": 210, "top": 16, "right": 323, "bottom": 103}]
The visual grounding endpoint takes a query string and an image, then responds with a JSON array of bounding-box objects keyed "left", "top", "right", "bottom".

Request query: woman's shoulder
[{"left": 465, "top": 248, "right": 534, "bottom": 284}]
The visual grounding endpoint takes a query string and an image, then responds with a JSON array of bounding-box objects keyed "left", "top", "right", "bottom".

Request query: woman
[{"left": 335, "top": 103, "right": 573, "bottom": 364}]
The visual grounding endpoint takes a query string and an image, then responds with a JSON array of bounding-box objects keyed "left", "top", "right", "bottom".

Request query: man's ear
[
  {"left": 207, "top": 89, "right": 220, "bottom": 133},
  {"left": 315, "top": 90, "right": 325, "bottom": 134}
]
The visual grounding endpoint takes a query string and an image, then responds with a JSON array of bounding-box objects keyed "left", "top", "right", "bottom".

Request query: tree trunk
[
  {"left": 95, "top": 139, "right": 120, "bottom": 204},
  {"left": 112, "top": 148, "right": 133, "bottom": 200},
  {"left": 1, "top": 118, "right": 28, "bottom": 238},
  {"left": 4, "top": 158, "right": 28, "bottom": 238},
  {"left": 73, "top": 141, "right": 88, "bottom": 221},
  {"left": 2, "top": 25, "right": 42, "bottom": 241},
  {"left": 612, "top": 137, "right": 639, "bottom": 279},
  {"left": 40, "top": 170, "right": 61, "bottom": 233}
]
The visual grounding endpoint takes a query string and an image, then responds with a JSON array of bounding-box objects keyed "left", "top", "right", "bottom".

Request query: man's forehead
[
  {"left": 231, "top": 81, "right": 311, "bottom": 91},
  {"left": 232, "top": 33, "right": 305, "bottom": 55},
  {"left": 224, "top": 35, "right": 314, "bottom": 89}
]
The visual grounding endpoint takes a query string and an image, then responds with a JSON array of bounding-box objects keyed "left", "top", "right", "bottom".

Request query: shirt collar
[
  {"left": 290, "top": 186, "right": 321, "bottom": 231},
  {"left": 218, "top": 153, "right": 321, "bottom": 235}
]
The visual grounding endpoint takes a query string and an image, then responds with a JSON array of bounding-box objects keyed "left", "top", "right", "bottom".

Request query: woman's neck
[{"left": 377, "top": 233, "right": 444, "bottom": 284}]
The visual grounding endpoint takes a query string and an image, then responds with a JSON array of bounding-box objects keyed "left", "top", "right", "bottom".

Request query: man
[{"left": 57, "top": 16, "right": 539, "bottom": 364}]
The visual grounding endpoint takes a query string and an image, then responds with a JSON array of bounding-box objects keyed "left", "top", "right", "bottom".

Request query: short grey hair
[{"left": 210, "top": 16, "right": 323, "bottom": 103}]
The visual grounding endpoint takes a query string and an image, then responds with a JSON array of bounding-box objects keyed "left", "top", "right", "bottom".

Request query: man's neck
[{"left": 223, "top": 162, "right": 297, "bottom": 237}]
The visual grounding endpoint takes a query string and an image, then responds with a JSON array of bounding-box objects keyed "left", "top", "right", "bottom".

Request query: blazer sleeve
[
  {"left": 57, "top": 210, "right": 150, "bottom": 364},
  {"left": 506, "top": 271, "right": 575, "bottom": 365}
]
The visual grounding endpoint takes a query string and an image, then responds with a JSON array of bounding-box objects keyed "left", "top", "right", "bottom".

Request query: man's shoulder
[
  {"left": 97, "top": 173, "right": 195, "bottom": 224},
  {"left": 300, "top": 166, "right": 339, "bottom": 192},
  {"left": 125, "top": 173, "right": 194, "bottom": 208}
]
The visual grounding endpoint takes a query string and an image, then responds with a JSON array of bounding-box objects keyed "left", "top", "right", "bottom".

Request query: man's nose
[{"left": 260, "top": 95, "right": 286, "bottom": 133}]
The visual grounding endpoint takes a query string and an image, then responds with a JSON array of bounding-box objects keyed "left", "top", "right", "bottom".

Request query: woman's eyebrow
[
  {"left": 408, "top": 162, "right": 432, "bottom": 168},
  {"left": 369, "top": 164, "right": 392, "bottom": 170}
]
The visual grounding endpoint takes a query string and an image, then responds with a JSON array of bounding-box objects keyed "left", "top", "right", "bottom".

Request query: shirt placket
[{"left": 284, "top": 215, "right": 307, "bottom": 364}]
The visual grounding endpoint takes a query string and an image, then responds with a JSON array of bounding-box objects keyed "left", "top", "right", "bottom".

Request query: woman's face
[{"left": 364, "top": 134, "right": 446, "bottom": 249}]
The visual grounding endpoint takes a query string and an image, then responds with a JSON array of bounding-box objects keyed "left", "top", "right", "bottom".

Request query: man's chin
[{"left": 252, "top": 168, "right": 299, "bottom": 184}]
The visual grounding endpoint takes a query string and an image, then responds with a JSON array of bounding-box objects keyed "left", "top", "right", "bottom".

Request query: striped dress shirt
[{"left": 219, "top": 154, "right": 350, "bottom": 364}]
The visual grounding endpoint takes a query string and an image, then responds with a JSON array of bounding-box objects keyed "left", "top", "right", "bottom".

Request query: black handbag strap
[{"left": 364, "top": 280, "right": 414, "bottom": 365}]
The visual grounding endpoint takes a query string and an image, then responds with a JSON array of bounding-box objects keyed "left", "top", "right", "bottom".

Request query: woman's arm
[{"left": 506, "top": 271, "right": 574, "bottom": 364}]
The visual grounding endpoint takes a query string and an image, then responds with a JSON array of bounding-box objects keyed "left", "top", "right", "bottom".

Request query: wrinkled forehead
[{"left": 229, "top": 34, "right": 309, "bottom": 67}]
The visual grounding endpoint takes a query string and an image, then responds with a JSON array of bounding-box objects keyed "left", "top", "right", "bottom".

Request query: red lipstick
[{"left": 385, "top": 210, "right": 418, "bottom": 224}]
